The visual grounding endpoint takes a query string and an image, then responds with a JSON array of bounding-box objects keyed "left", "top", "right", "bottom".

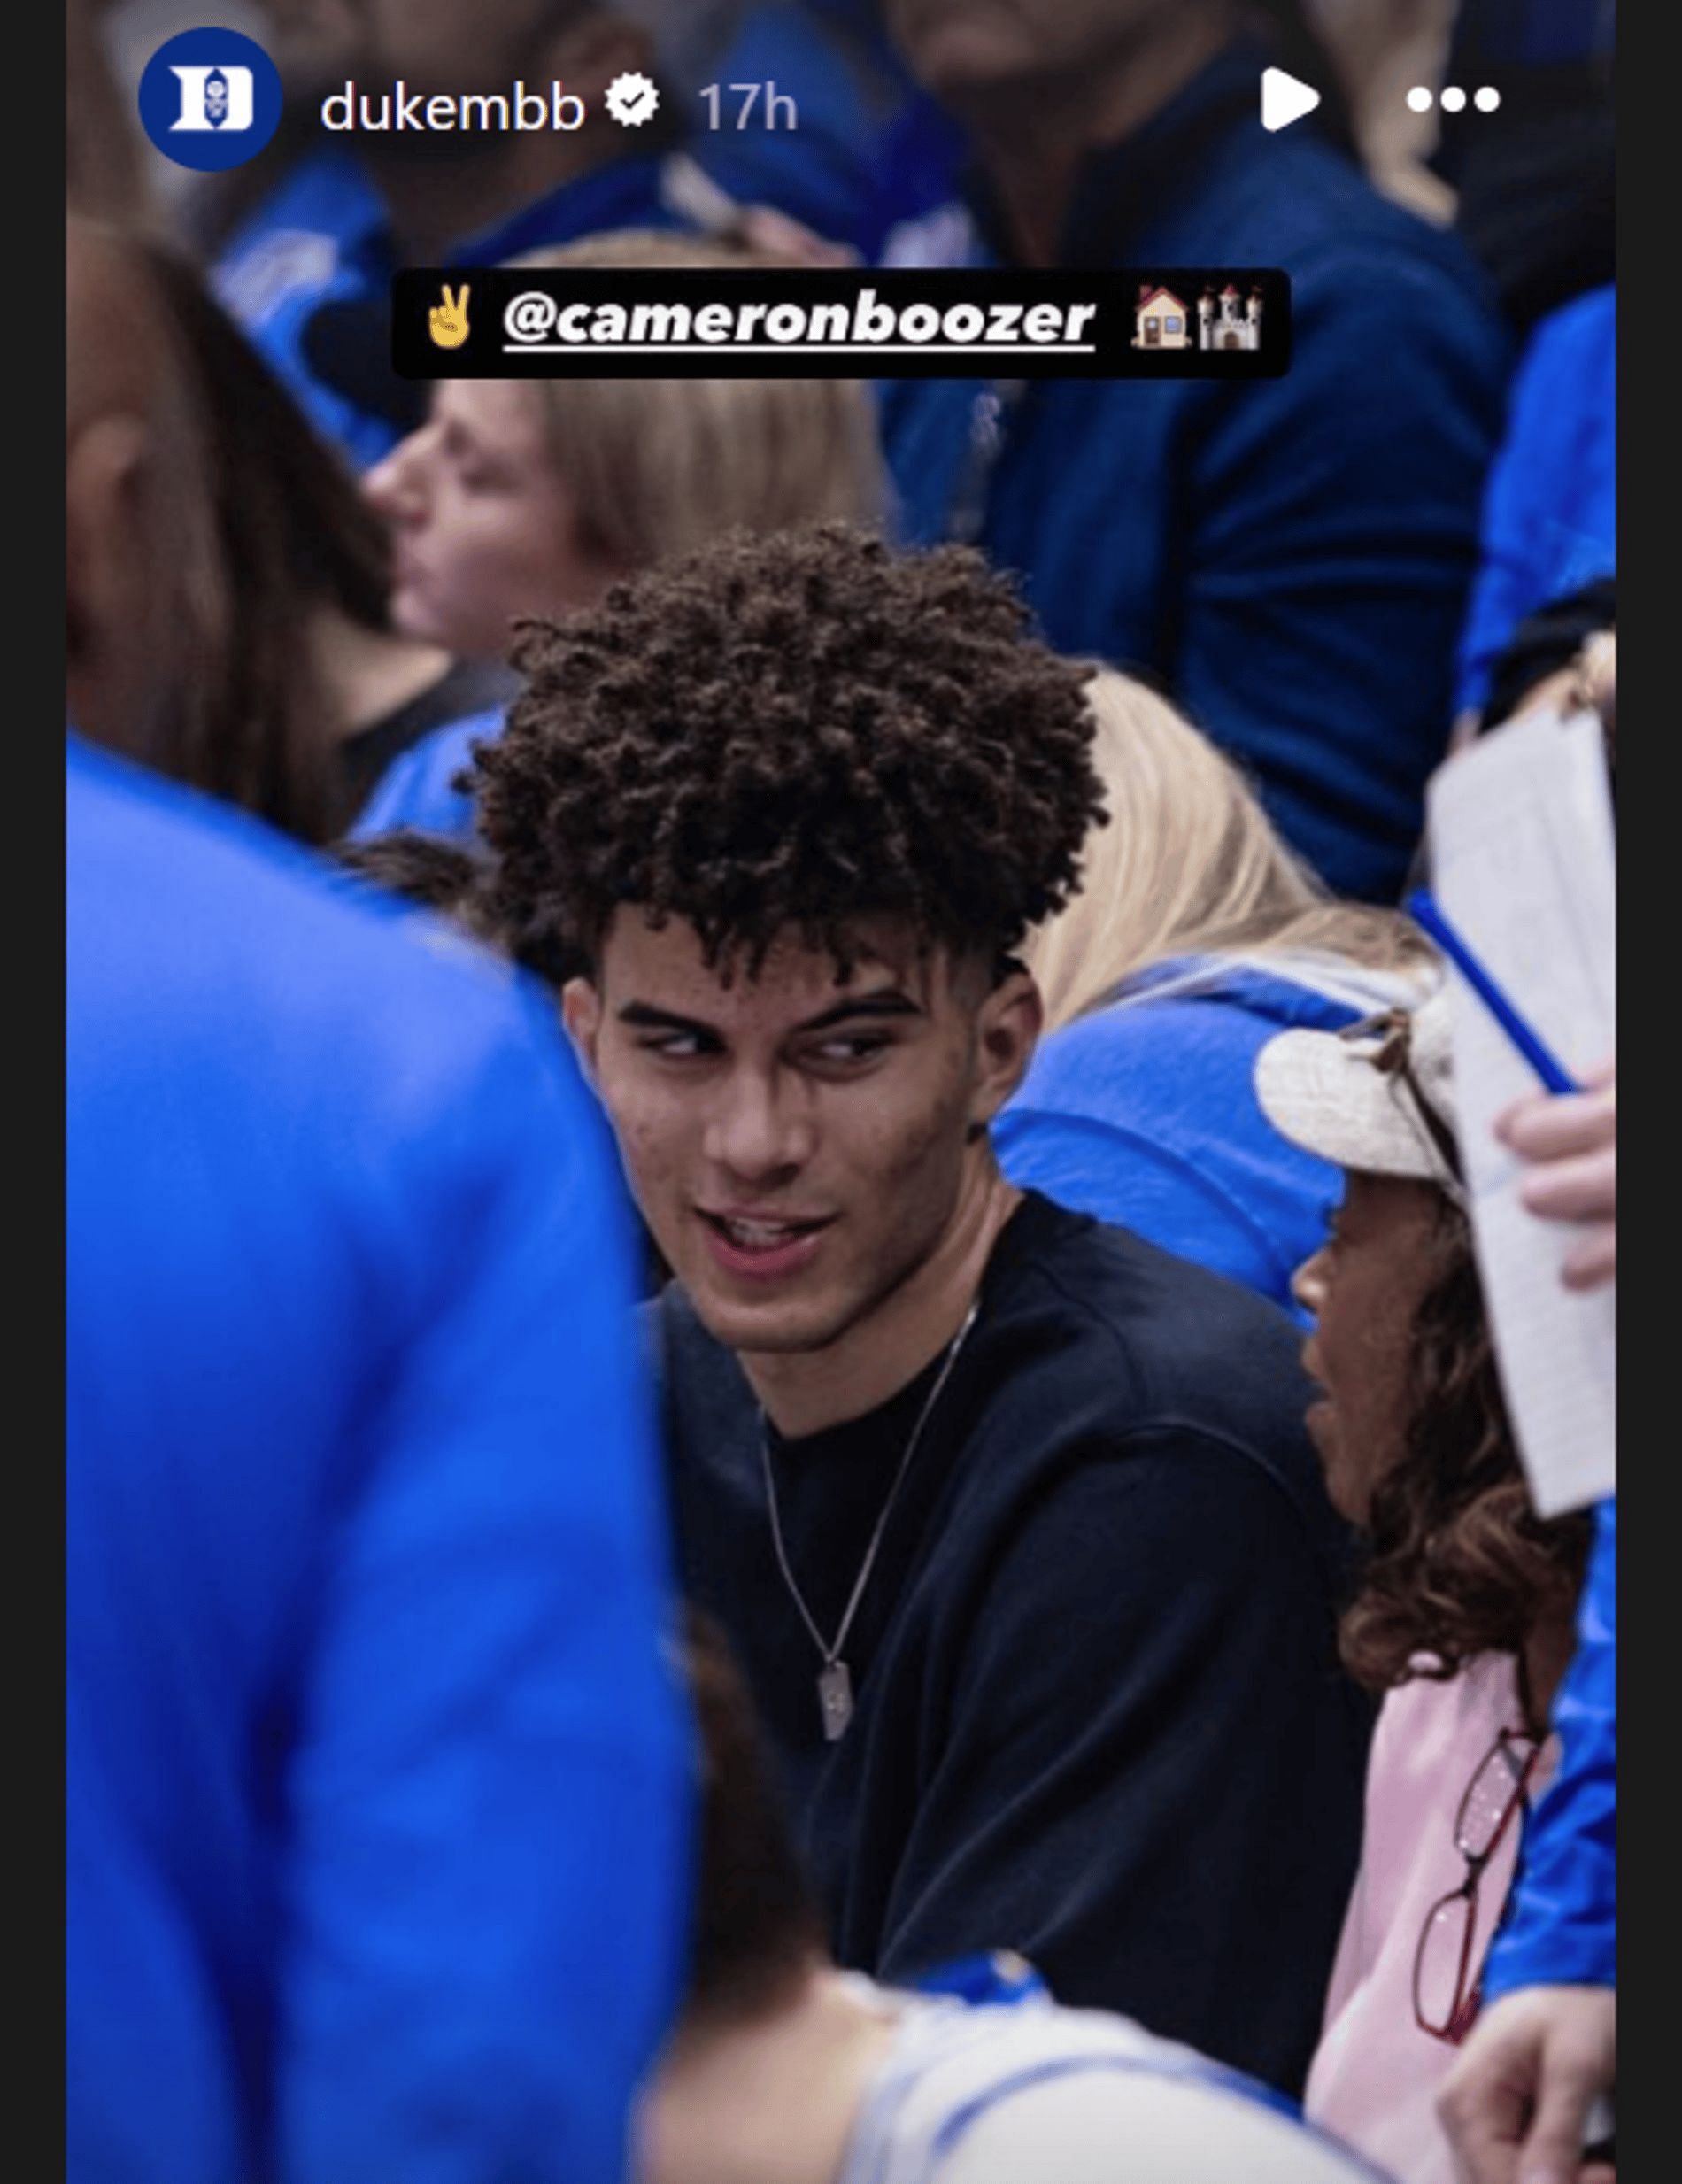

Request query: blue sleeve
[
  {"left": 1174, "top": 244, "right": 1508, "bottom": 899},
  {"left": 1454, "top": 286, "right": 1616, "bottom": 714},
  {"left": 1483, "top": 1496, "right": 1616, "bottom": 2000},
  {"left": 278, "top": 1004, "right": 691, "bottom": 2184}
]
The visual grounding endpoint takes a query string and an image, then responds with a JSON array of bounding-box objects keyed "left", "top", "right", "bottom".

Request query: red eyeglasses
[{"left": 1412, "top": 1725, "right": 1544, "bottom": 2044}]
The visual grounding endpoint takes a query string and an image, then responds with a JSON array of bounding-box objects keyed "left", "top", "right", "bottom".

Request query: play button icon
[{"left": 1261, "top": 66, "right": 1321, "bottom": 132}]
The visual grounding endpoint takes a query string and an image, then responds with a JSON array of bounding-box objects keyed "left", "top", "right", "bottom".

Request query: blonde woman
[
  {"left": 993, "top": 668, "right": 1431, "bottom": 1315},
  {"left": 356, "top": 228, "right": 889, "bottom": 839}
]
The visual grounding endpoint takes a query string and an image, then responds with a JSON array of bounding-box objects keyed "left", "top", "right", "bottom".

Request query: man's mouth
[{"left": 699, "top": 1210, "right": 833, "bottom": 1252}]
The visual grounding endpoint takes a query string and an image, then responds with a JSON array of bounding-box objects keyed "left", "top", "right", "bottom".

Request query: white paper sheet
[{"left": 1424, "top": 707, "right": 1616, "bottom": 1517}]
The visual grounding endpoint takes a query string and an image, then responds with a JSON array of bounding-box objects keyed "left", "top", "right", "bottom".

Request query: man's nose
[
  {"left": 1292, "top": 1246, "right": 1329, "bottom": 1319},
  {"left": 702, "top": 1072, "right": 814, "bottom": 1184}
]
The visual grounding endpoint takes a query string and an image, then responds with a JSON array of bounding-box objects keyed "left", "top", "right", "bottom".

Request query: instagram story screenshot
[{"left": 66, "top": 8, "right": 1617, "bottom": 2184}]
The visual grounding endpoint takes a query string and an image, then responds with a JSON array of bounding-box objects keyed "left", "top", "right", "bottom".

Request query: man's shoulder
[
  {"left": 660, "top": 1194, "right": 1314, "bottom": 1477},
  {"left": 67, "top": 741, "right": 572, "bottom": 1140},
  {"left": 991, "top": 1192, "right": 1308, "bottom": 1418}
]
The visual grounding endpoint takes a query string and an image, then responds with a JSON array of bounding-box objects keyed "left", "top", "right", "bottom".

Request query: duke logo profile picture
[{"left": 138, "top": 27, "right": 283, "bottom": 171}]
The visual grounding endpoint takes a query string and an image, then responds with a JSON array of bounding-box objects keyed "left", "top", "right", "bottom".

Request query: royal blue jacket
[
  {"left": 1455, "top": 284, "right": 1616, "bottom": 714},
  {"left": 67, "top": 737, "right": 690, "bottom": 2184},
  {"left": 1483, "top": 1496, "right": 1616, "bottom": 1998},
  {"left": 994, "top": 958, "right": 1415, "bottom": 1319},
  {"left": 881, "top": 40, "right": 1510, "bottom": 900},
  {"left": 212, "top": 150, "right": 683, "bottom": 468}
]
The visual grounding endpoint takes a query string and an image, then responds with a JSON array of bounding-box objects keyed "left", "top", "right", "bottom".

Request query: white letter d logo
[{"left": 171, "top": 65, "right": 255, "bottom": 130}]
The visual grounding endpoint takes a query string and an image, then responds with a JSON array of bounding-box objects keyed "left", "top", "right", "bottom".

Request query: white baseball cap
[{"left": 1254, "top": 985, "right": 1465, "bottom": 1203}]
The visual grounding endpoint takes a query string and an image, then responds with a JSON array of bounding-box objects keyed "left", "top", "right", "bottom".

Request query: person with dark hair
[
  {"left": 332, "top": 828, "right": 587, "bottom": 989},
  {"left": 66, "top": 216, "right": 510, "bottom": 842},
  {"left": 641, "top": 1616, "right": 1397, "bottom": 2184},
  {"left": 332, "top": 827, "right": 490, "bottom": 916},
  {"left": 67, "top": 732, "right": 689, "bottom": 2184},
  {"left": 876, "top": 0, "right": 1508, "bottom": 901},
  {"left": 1253, "top": 990, "right": 1593, "bottom": 2184},
  {"left": 212, "top": 3, "right": 690, "bottom": 467},
  {"left": 476, "top": 522, "right": 1370, "bottom": 2097}
]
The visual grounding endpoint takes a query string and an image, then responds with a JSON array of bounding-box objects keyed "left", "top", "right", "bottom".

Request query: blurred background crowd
[{"left": 66, "top": 6, "right": 1616, "bottom": 2184}]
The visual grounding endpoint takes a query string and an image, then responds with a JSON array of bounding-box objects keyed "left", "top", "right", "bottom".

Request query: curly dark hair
[
  {"left": 1339, "top": 1195, "right": 1592, "bottom": 1697},
  {"left": 473, "top": 525, "right": 1107, "bottom": 979}
]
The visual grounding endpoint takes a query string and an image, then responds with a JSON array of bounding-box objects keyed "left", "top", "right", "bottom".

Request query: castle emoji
[{"left": 1132, "top": 282, "right": 1263, "bottom": 351}]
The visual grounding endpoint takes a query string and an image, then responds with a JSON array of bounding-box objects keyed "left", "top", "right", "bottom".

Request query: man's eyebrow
[
  {"left": 795, "top": 990, "right": 925, "bottom": 1033},
  {"left": 616, "top": 1003, "right": 720, "bottom": 1035},
  {"left": 614, "top": 991, "right": 924, "bottom": 1037}
]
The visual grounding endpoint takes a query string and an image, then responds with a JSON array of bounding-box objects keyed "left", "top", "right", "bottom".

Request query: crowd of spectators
[{"left": 66, "top": 6, "right": 1617, "bottom": 2182}]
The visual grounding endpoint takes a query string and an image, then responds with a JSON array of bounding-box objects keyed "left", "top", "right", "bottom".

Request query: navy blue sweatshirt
[
  {"left": 660, "top": 1191, "right": 1370, "bottom": 2096},
  {"left": 881, "top": 40, "right": 1510, "bottom": 900}
]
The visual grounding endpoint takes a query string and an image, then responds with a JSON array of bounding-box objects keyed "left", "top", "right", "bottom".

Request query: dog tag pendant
[{"left": 818, "top": 1659, "right": 854, "bottom": 1741}]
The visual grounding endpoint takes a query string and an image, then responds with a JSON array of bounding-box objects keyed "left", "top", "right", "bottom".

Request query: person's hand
[
  {"left": 1439, "top": 1985, "right": 1616, "bottom": 2184},
  {"left": 1496, "top": 1062, "right": 1615, "bottom": 1290}
]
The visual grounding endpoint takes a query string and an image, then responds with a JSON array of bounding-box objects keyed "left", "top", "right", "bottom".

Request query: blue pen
[{"left": 1406, "top": 890, "right": 1580, "bottom": 1094}]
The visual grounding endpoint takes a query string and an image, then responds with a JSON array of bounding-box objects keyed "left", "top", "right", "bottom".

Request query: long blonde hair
[
  {"left": 1024, "top": 668, "right": 1426, "bottom": 1030},
  {"left": 506, "top": 230, "right": 889, "bottom": 569}
]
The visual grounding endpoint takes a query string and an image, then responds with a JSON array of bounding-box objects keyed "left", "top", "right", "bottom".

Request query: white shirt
[{"left": 836, "top": 1983, "right": 1398, "bottom": 2184}]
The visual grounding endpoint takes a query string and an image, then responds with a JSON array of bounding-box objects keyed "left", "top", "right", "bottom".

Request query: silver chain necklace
[{"left": 760, "top": 1300, "right": 981, "bottom": 1744}]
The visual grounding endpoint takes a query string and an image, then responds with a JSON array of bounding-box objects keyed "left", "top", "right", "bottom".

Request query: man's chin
[{"left": 684, "top": 1281, "right": 849, "bottom": 1361}]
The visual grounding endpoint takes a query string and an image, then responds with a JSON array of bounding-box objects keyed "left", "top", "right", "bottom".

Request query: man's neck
[
  {"left": 644, "top": 1969, "right": 900, "bottom": 2184},
  {"left": 743, "top": 1155, "right": 1021, "bottom": 1440},
  {"left": 963, "top": 14, "right": 1237, "bottom": 266}
]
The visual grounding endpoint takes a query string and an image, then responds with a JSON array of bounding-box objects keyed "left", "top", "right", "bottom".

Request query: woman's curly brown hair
[
  {"left": 473, "top": 524, "right": 1107, "bottom": 977},
  {"left": 1340, "top": 1194, "right": 1592, "bottom": 1695}
]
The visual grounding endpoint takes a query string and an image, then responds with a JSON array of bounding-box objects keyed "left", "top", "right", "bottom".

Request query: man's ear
[
  {"left": 561, "top": 976, "right": 604, "bottom": 1083},
  {"left": 968, "top": 968, "right": 1042, "bottom": 1129}
]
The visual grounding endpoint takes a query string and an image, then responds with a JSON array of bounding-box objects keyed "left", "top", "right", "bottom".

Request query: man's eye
[
  {"left": 807, "top": 1035, "right": 891, "bottom": 1067},
  {"left": 636, "top": 1034, "right": 707, "bottom": 1059}
]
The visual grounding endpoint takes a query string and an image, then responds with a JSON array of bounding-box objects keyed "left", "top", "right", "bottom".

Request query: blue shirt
[
  {"left": 351, "top": 706, "right": 498, "bottom": 842},
  {"left": 994, "top": 959, "right": 1409, "bottom": 1318},
  {"left": 67, "top": 738, "right": 689, "bottom": 2183},
  {"left": 1455, "top": 285, "right": 1616, "bottom": 714},
  {"left": 213, "top": 150, "right": 683, "bottom": 468},
  {"left": 1483, "top": 1496, "right": 1616, "bottom": 1998},
  {"left": 881, "top": 42, "right": 1510, "bottom": 900}
]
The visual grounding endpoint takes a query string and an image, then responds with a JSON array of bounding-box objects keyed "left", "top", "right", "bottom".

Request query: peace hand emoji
[{"left": 428, "top": 283, "right": 471, "bottom": 351}]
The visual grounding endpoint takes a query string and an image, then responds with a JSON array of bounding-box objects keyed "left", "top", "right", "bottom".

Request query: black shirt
[{"left": 660, "top": 1192, "right": 1370, "bottom": 2096}]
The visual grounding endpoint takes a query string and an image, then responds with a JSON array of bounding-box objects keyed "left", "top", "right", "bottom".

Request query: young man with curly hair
[{"left": 475, "top": 525, "right": 1369, "bottom": 2095}]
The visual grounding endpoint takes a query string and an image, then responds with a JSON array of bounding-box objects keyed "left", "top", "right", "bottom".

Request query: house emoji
[
  {"left": 1133, "top": 285, "right": 1192, "bottom": 349},
  {"left": 1199, "top": 283, "right": 1263, "bottom": 351}
]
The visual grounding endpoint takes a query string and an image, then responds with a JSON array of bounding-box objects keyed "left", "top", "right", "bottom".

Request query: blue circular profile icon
[{"left": 137, "top": 27, "right": 283, "bottom": 172}]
